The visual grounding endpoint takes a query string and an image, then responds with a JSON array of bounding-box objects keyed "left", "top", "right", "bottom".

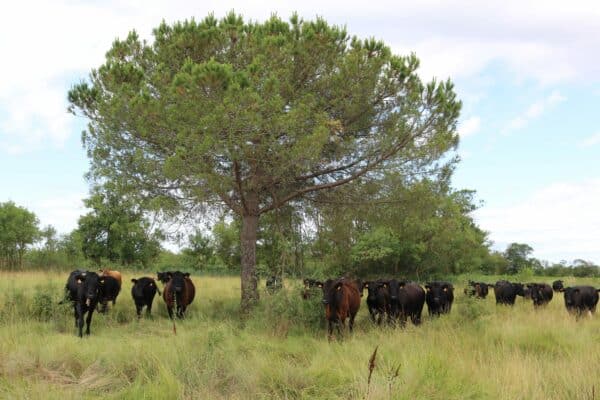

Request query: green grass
[{"left": 0, "top": 271, "right": 599, "bottom": 399}]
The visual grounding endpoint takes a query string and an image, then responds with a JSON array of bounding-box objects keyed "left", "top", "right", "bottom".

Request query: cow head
[
  {"left": 77, "top": 272, "right": 102, "bottom": 306},
  {"left": 425, "top": 282, "right": 453, "bottom": 306},
  {"left": 169, "top": 271, "right": 189, "bottom": 294},
  {"left": 156, "top": 271, "right": 173, "bottom": 284}
]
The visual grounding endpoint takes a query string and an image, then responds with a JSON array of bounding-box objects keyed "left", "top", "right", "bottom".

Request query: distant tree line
[{"left": 1, "top": 196, "right": 598, "bottom": 278}]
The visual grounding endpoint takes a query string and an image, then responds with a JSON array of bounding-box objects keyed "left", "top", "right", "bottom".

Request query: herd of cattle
[
  {"left": 62, "top": 269, "right": 195, "bottom": 337},
  {"left": 301, "top": 278, "right": 600, "bottom": 337},
  {"left": 60, "top": 269, "right": 599, "bottom": 338}
]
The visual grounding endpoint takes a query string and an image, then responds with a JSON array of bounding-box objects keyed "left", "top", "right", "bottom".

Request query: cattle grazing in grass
[
  {"left": 318, "top": 278, "right": 361, "bottom": 338},
  {"left": 552, "top": 280, "right": 564, "bottom": 292},
  {"left": 561, "top": 286, "right": 599, "bottom": 317},
  {"left": 464, "top": 281, "right": 490, "bottom": 299},
  {"left": 363, "top": 280, "right": 390, "bottom": 324},
  {"left": 64, "top": 270, "right": 105, "bottom": 337},
  {"left": 387, "top": 280, "right": 425, "bottom": 326},
  {"left": 131, "top": 277, "right": 161, "bottom": 318},
  {"left": 493, "top": 281, "right": 526, "bottom": 305},
  {"left": 98, "top": 275, "right": 121, "bottom": 313},
  {"left": 526, "top": 283, "right": 553, "bottom": 307},
  {"left": 100, "top": 268, "right": 122, "bottom": 287},
  {"left": 425, "top": 281, "right": 454, "bottom": 316},
  {"left": 163, "top": 271, "right": 196, "bottom": 319}
]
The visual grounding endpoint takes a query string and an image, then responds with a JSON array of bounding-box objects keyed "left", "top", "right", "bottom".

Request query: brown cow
[
  {"left": 100, "top": 268, "right": 122, "bottom": 287},
  {"left": 318, "top": 278, "right": 361, "bottom": 339},
  {"left": 163, "top": 271, "right": 196, "bottom": 319}
]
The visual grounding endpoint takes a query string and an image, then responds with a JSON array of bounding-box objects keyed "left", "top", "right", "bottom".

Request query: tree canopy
[
  {"left": 0, "top": 201, "right": 40, "bottom": 269},
  {"left": 68, "top": 13, "right": 461, "bottom": 312}
]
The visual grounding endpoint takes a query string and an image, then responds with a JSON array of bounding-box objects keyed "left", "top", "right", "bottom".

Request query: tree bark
[{"left": 240, "top": 213, "right": 259, "bottom": 314}]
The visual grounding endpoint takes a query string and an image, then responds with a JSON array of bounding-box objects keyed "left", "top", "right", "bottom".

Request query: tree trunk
[{"left": 240, "top": 213, "right": 259, "bottom": 314}]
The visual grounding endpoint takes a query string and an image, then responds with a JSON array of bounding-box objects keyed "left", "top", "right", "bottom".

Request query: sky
[{"left": 1, "top": 0, "right": 599, "bottom": 265}]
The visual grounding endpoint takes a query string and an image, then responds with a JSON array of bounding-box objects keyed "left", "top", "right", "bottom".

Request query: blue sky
[{"left": 1, "top": 0, "right": 599, "bottom": 264}]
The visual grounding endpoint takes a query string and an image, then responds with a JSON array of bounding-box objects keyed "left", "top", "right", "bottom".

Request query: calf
[
  {"left": 163, "top": 271, "right": 196, "bottom": 319},
  {"left": 318, "top": 278, "right": 361, "bottom": 338},
  {"left": 363, "top": 280, "right": 390, "bottom": 324},
  {"left": 493, "top": 281, "right": 526, "bottom": 305},
  {"left": 526, "top": 283, "right": 553, "bottom": 307},
  {"left": 562, "top": 286, "right": 599, "bottom": 317},
  {"left": 131, "top": 277, "right": 160, "bottom": 318},
  {"left": 98, "top": 275, "right": 121, "bottom": 313},
  {"left": 464, "top": 281, "right": 490, "bottom": 299},
  {"left": 552, "top": 280, "right": 564, "bottom": 292},
  {"left": 425, "top": 282, "right": 454, "bottom": 316},
  {"left": 387, "top": 280, "right": 425, "bottom": 326},
  {"left": 64, "top": 270, "right": 104, "bottom": 337},
  {"left": 100, "top": 268, "right": 122, "bottom": 287}
]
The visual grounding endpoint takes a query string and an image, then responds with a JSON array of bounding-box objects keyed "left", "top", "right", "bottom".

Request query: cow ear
[
  {"left": 100, "top": 278, "right": 105, "bottom": 285},
  {"left": 131, "top": 278, "right": 137, "bottom": 283},
  {"left": 184, "top": 273, "right": 190, "bottom": 278},
  {"left": 336, "top": 282, "right": 343, "bottom": 291}
]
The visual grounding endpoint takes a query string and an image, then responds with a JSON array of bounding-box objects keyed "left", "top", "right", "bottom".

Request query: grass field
[{"left": 0, "top": 270, "right": 598, "bottom": 399}]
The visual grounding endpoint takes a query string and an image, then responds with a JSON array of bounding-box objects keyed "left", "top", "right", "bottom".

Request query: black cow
[
  {"left": 425, "top": 281, "right": 454, "bottom": 316},
  {"left": 64, "top": 270, "right": 105, "bottom": 337},
  {"left": 163, "top": 271, "right": 196, "bottom": 319},
  {"left": 387, "top": 280, "right": 425, "bottom": 326},
  {"left": 318, "top": 278, "right": 361, "bottom": 338},
  {"left": 131, "top": 277, "right": 160, "bottom": 318},
  {"left": 526, "top": 283, "right": 553, "bottom": 307},
  {"left": 562, "top": 286, "right": 599, "bottom": 317},
  {"left": 98, "top": 275, "right": 121, "bottom": 313},
  {"left": 156, "top": 271, "right": 174, "bottom": 285},
  {"left": 493, "top": 281, "right": 526, "bottom": 305},
  {"left": 552, "top": 280, "right": 564, "bottom": 292},
  {"left": 464, "top": 281, "right": 490, "bottom": 299},
  {"left": 363, "top": 280, "right": 390, "bottom": 324}
]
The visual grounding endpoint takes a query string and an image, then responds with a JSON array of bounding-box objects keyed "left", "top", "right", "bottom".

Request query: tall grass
[{"left": 0, "top": 271, "right": 598, "bottom": 399}]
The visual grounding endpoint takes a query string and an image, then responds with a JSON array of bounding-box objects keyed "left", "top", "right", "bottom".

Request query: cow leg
[
  {"left": 73, "top": 304, "right": 78, "bottom": 328},
  {"left": 167, "top": 305, "right": 174, "bottom": 320},
  {"left": 349, "top": 313, "right": 356, "bottom": 333},
  {"left": 85, "top": 308, "right": 94, "bottom": 335},
  {"left": 136, "top": 304, "right": 142, "bottom": 318},
  {"left": 76, "top": 304, "right": 84, "bottom": 337},
  {"left": 146, "top": 302, "right": 152, "bottom": 317}
]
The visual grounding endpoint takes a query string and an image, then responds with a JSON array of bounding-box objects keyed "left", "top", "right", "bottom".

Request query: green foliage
[
  {"left": 212, "top": 218, "right": 240, "bottom": 270},
  {"left": 312, "top": 173, "right": 489, "bottom": 279},
  {"left": 0, "top": 201, "right": 40, "bottom": 269},
  {"left": 76, "top": 189, "right": 163, "bottom": 268},
  {"left": 68, "top": 13, "right": 462, "bottom": 310},
  {"left": 504, "top": 242, "right": 534, "bottom": 274}
]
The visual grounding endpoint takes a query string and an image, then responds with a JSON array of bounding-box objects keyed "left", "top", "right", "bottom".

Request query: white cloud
[
  {"left": 579, "top": 131, "right": 600, "bottom": 148},
  {"left": 26, "top": 192, "right": 88, "bottom": 234},
  {"left": 503, "top": 91, "right": 566, "bottom": 134},
  {"left": 474, "top": 179, "right": 600, "bottom": 264},
  {"left": 0, "top": 0, "right": 599, "bottom": 153},
  {"left": 458, "top": 116, "right": 481, "bottom": 138}
]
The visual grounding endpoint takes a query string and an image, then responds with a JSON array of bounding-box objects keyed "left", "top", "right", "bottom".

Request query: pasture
[{"left": 0, "top": 271, "right": 599, "bottom": 399}]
